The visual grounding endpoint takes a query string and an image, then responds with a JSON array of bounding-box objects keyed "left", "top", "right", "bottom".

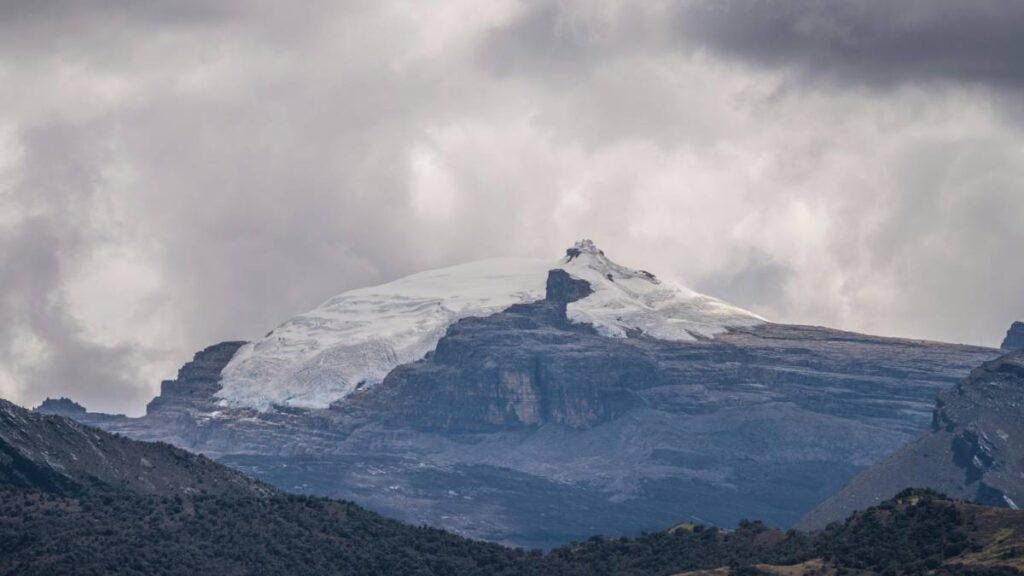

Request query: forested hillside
[{"left": 3, "top": 400, "right": 1024, "bottom": 575}]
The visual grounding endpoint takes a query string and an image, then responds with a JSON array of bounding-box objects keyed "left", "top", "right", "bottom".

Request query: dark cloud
[
  {"left": 0, "top": 0, "right": 225, "bottom": 23},
  {"left": 0, "top": 0, "right": 232, "bottom": 62},
  {"left": 675, "top": 0, "right": 1024, "bottom": 89},
  {"left": 484, "top": 1, "right": 1024, "bottom": 90},
  {"left": 480, "top": 2, "right": 661, "bottom": 79},
  {"left": 483, "top": 1, "right": 587, "bottom": 76}
]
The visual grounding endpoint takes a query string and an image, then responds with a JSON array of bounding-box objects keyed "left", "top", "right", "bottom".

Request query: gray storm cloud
[
  {"left": 1, "top": 0, "right": 1022, "bottom": 414},
  {"left": 673, "top": 0, "right": 1024, "bottom": 89},
  {"left": 0, "top": 124, "right": 151, "bottom": 412}
]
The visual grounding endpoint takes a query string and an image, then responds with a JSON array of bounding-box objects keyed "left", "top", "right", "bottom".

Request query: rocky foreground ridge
[{"left": 41, "top": 243, "right": 1003, "bottom": 548}]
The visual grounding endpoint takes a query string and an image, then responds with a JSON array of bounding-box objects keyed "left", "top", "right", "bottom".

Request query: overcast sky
[{"left": 2, "top": 0, "right": 1023, "bottom": 414}]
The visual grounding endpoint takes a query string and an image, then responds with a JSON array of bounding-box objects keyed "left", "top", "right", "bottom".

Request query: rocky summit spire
[
  {"left": 564, "top": 238, "right": 604, "bottom": 261},
  {"left": 561, "top": 239, "right": 658, "bottom": 285}
]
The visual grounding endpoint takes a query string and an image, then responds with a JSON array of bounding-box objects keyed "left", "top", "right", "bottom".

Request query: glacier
[{"left": 216, "top": 239, "right": 766, "bottom": 410}]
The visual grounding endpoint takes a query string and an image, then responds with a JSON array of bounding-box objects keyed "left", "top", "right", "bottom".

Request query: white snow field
[{"left": 216, "top": 240, "right": 766, "bottom": 410}]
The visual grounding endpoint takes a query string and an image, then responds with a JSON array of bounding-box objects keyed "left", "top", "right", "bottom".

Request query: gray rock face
[
  {"left": 798, "top": 349, "right": 1024, "bottom": 530},
  {"left": 50, "top": 272, "right": 1000, "bottom": 548},
  {"left": 140, "top": 341, "right": 248, "bottom": 445},
  {"left": 545, "top": 268, "right": 593, "bottom": 307},
  {"left": 147, "top": 341, "right": 247, "bottom": 414},
  {"left": 1002, "top": 321, "right": 1024, "bottom": 350}
]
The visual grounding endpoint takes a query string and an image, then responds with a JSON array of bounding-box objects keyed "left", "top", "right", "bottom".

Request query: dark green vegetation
[
  {"left": 4, "top": 400, "right": 1024, "bottom": 575},
  {"left": 4, "top": 484, "right": 1024, "bottom": 575},
  {"left": 543, "top": 490, "right": 1024, "bottom": 576},
  {"left": 0, "top": 488, "right": 527, "bottom": 576}
]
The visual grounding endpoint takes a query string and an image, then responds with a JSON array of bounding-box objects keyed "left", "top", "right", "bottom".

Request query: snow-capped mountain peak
[
  {"left": 558, "top": 239, "right": 764, "bottom": 340},
  {"left": 216, "top": 241, "right": 765, "bottom": 410},
  {"left": 562, "top": 238, "right": 660, "bottom": 285}
]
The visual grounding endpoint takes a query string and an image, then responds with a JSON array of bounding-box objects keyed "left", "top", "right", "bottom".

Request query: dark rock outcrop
[
  {"left": 799, "top": 349, "right": 1024, "bottom": 530},
  {"left": 36, "top": 397, "right": 87, "bottom": 416},
  {"left": 1002, "top": 321, "right": 1024, "bottom": 350},
  {"left": 545, "top": 268, "right": 593, "bottom": 306}
]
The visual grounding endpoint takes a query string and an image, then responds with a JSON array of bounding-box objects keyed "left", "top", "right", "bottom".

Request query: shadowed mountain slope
[
  {"left": 0, "top": 399, "right": 268, "bottom": 498},
  {"left": 800, "top": 350, "right": 1024, "bottom": 530}
]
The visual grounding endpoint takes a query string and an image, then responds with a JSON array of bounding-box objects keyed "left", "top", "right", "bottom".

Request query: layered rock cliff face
[
  {"left": 1003, "top": 321, "right": 1024, "bottom": 350},
  {"left": 799, "top": 349, "right": 1024, "bottom": 530},
  {"left": 344, "top": 270, "right": 643, "bottom": 431},
  {"left": 43, "top": 270, "right": 1001, "bottom": 548},
  {"left": 344, "top": 269, "right": 991, "bottom": 437},
  {"left": 147, "top": 341, "right": 247, "bottom": 415}
]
